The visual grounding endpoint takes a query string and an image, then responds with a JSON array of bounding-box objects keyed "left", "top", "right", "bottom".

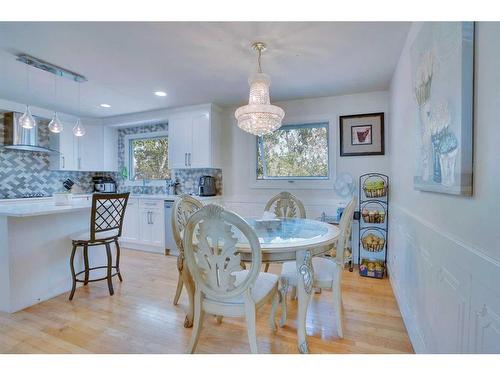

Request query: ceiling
[{"left": 0, "top": 22, "right": 410, "bottom": 118}]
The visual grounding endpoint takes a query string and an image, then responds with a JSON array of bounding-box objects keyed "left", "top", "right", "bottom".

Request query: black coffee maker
[{"left": 198, "top": 175, "right": 216, "bottom": 196}]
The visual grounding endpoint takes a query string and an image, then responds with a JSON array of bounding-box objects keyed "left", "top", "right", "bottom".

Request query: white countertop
[
  {"left": 0, "top": 194, "right": 222, "bottom": 217},
  {"left": 0, "top": 201, "right": 92, "bottom": 217}
]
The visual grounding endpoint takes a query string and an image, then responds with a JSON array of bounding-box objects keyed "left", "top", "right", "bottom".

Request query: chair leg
[
  {"left": 69, "top": 244, "right": 78, "bottom": 300},
  {"left": 290, "top": 286, "right": 297, "bottom": 300},
  {"left": 263, "top": 263, "right": 270, "bottom": 272},
  {"left": 186, "top": 290, "right": 204, "bottom": 354},
  {"left": 279, "top": 278, "right": 289, "bottom": 327},
  {"left": 333, "top": 282, "right": 344, "bottom": 338},
  {"left": 269, "top": 290, "right": 279, "bottom": 332},
  {"left": 83, "top": 245, "right": 89, "bottom": 285},
  {"left": 114, "top": 239, "right": 123, "bottom": 282},
  {"left": 173, "top": 273, "right": 183, "bottom": 305},
  {"left": 105, "top": 243, "right": 114, "bottom": 296},
  {"left": 244, "top": 299, "right": 258, "bottom": 354}
]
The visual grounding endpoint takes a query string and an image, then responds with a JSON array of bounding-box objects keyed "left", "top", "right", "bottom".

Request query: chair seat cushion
[
  {"left": 281, "top": 257, "right": 339, "bottom": 285},
  {"left": 206, "top": 270, "right": 278, "bottom": 304},
  {"left": 71, "top": 229, "right": 119, "bottom": 242}
]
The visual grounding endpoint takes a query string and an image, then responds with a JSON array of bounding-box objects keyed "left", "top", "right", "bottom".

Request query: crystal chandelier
[{"left": 235, "top": 42, "right": 284, "bottom": 136}]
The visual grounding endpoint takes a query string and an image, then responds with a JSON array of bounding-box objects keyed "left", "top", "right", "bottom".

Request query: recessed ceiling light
[
  {"left": 154, "top": 91, "right": 167, "bottom": 97},
  {"left": 100, "top": 103, "right": 111, "bottom": 108}
]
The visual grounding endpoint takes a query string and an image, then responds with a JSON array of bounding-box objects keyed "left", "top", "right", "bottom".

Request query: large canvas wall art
[{"left": 411, "top": 22, "right": 474, "bottom": 196}]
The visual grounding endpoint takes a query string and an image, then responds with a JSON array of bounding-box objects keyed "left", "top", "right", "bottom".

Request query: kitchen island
[
  {"left": 0, "top": 193, "right": 223, "bottom": 313},
  {"left": 0, "top": 196, "right": 103, "bottom": 313}
]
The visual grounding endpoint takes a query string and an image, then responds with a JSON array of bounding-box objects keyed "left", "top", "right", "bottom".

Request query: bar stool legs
[
  {"left": 105, "top": 243, "right": 114, "bottom": 296},
  {"left": 69, "top": 244, "right": 78, "bottom": 301},
  {"left": 68, "top": 241, "right": 121, "bottom": 300},
  {"left": 114, "top": 239, "right": 123, "bottom": 282},
  {"left": 83, "top": 245, "right": 89, "bottom": 285}
]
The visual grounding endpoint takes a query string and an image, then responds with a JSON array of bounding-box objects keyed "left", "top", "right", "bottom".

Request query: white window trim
[
  {"left": 250, "top": 115, "right": 337, "bottom": 190},
  {"left": 124, "top": 131, "right": 170, "bottom": 186}
]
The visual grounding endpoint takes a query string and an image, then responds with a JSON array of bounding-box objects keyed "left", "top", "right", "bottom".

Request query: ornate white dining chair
[
  {"left": 262, "top": 191, "right": 306, "bottom": 272},
  {"left": 183, "top": 204, "right": 280, "bottom": 354},
  {"left": 278, "top": 196, "right": 357, "bottom": 338},
  {"left": 172, "top": 194, "right": 204, "bottom": 306},
  {"left": 264, "top": 191, "right": 306, "bottom": 219}
]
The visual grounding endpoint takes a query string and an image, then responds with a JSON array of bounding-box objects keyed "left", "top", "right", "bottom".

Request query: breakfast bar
[{"left": 0, "top": 197, "right": 107, "bottom": 313}]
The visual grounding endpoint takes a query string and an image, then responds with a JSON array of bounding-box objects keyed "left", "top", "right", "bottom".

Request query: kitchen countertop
[{"left": 0, "top": 194, "right": 223, "bottom": 217}]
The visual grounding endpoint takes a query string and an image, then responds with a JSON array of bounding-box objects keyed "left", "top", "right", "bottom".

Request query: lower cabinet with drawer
[{"left": 120, "top": 198, "right": 165, "bottom": 253}]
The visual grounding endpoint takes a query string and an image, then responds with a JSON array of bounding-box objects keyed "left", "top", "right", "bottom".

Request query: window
[
  {"left": 257, "top": 122, "right": 329, "bottom": 180},
  {"left": 126, "top": 131, "right": 170, "bottom": 183}
]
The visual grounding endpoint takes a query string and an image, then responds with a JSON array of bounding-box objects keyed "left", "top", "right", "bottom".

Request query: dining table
[{"left": 182, "top": 217, "right": 340, "bottom": 354}]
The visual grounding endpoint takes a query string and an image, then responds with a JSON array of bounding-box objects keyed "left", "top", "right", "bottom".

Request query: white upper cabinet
[
  {"left": 49, "top": 124, "right": 77, "bottom": 170},
  {"left": 168, "top": 105, "right": 221, "bottom": 169},
  {"left": 49, "top": 124, "right": 118, "bottom": 172},
  {"left": 168, "top": 116, "right": 193, "bottom": 169},
  {"left": 77, "top": 125, "right": 104, "bottom": 171}
]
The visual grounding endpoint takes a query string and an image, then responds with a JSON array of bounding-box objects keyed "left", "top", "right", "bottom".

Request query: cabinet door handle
[
  {"left": 150, "top": 212, "right": 154, "bottom": 225},
  {"left": 61, "top": 156, "right": 65, "bottom": 169},
  {"left": 188, "top": 153, "right": 191, "bottom": 167},
  {"left": 78, "top": 157, "right": 81, "bottom": 170},
  {"left": 147, "top": 211, "right": 152, "bottom": 224}
]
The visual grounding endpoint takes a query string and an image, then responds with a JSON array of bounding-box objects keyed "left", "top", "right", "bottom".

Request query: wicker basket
[
  {"left": 361, "top": 201, "right": 386, "bottom": 224},
  {"left": 363, "top": 176, "right": 388, "bottom": 198},
  {"left": 361, "top": 229, "right": 386, "bottom": 252}
]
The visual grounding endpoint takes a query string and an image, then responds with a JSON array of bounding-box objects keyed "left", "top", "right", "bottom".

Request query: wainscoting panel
[{"left": 388, "top": 205, "right": 500, "bottom": 353}]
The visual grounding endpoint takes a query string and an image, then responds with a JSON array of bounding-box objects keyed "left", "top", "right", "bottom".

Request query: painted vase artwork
[{"left": 411, "top": 22, "right": 474, "bottom": 196}]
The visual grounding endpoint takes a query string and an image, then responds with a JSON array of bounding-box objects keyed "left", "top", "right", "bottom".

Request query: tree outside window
[
  {"left": 129, "top": 136, "right": 170, "bottom": 181},
  {"left": 257, "top": 123, "right": 329, "bottom": 180}
]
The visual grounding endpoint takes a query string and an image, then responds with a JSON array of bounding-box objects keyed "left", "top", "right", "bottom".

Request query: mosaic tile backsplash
[
  {"left": 116, "top": 123, "right": 222, "bottom": 195},
  {"left": 0, "top": 116, "right": 116, "bottom": 199},
  {"left": 0, "top": 119, "right": 222, "bottom": 199}
]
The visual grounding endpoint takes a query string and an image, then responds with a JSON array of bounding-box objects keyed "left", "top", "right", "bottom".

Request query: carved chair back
[
  {"left": 172, "top": 194, "right": 204, "bottom": 254},
  {"left": 90, "top": 193, "right": 130, "bottom": 242},
  {"left": 335, "top": 197, "right": 357, "bottom": 266},
  {"left": 264, "top": 191, "right": 306, "bottom": 219},
  {"left": 183, "top": 204, "right": 262, "bottom": 301}
]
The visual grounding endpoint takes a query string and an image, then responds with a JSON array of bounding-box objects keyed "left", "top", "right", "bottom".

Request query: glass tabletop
[{"left": 234, "top": 217, "right": 338, "bottom": 251}]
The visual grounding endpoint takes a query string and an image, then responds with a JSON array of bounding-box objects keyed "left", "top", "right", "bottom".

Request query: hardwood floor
[{"left": 0, "top": 249, "right": 413, "bottom": 354}]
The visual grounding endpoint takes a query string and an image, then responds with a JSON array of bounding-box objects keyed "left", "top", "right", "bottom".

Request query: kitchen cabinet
[
  {"left": 121, "top": 198, "right": 139, "bottom": 243},
  {"left": 120, "top": 198, "right": 165, "bottom": 253},
  {"left": 138, "top": 200, "right": 164, "bottom": 248},
  {"left": 49, "top": 125, "right": 77, "bottom": 170},
  {"left": 49, "top": 124, "right": 118, "bottom": 172},
  {"left": 168, "top": 105, "right": 221, "bottom": 169},
  {"left": 77, "top": 125, "right": 103, "bottom": 171}
]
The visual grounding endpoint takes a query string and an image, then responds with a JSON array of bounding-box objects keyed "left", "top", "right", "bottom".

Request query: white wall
[
  {"left": 388, "top": 22, "right": 500, "bottom": 353},
  {"left": 220, "top": 91, "right": 390, "bottom": 219}
]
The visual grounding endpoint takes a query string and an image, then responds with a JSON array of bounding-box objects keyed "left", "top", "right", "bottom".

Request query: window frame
[
  {"left": 124, "top": 131, "right": 170, "bottom": 186},
  {"left": 251, "top": 116, "right": 337, "bottom": 190}
]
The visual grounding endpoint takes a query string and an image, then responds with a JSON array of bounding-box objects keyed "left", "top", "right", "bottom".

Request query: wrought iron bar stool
[{"left": 69, "top": 193, "right": 130, "bottom": 300}]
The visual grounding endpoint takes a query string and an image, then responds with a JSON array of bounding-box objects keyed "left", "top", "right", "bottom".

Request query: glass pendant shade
[
  {"left": 19, "top": 105, "right": 36, "bottom": 129},
  {"left": 73, "top": 119, "right": 86, "bottom": 137},
  {"left": 235, "top": 73, "right": 285, "bottom": 136},
  {"left": 48, "top": 112, "right": 64, "bottom": 133}
]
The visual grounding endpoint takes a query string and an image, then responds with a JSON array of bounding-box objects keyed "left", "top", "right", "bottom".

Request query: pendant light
[
  {"left": 73, "top": 82, "right": 86, "bottom": 137},
  {"left": 48, "top": 75, "right": 63, "bottom": 133},
  {"left": 235, "top": 42, "right": 284, "bottom": 136},
  {"left": 19, "top": 65, "right": 36, "bottom": 129}
]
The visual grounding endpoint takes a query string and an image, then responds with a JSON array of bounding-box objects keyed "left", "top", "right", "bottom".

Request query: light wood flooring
[{"left": 0, "top": 249, "right": 413, "bottom": 354}]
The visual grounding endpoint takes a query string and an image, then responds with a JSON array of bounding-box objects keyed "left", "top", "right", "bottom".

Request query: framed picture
[
  {"left": 411, "top": 22, "right": 474, "bottom": 196},
  {"left": 340, "top": 113, "right": 384, "bottom": 156}
]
